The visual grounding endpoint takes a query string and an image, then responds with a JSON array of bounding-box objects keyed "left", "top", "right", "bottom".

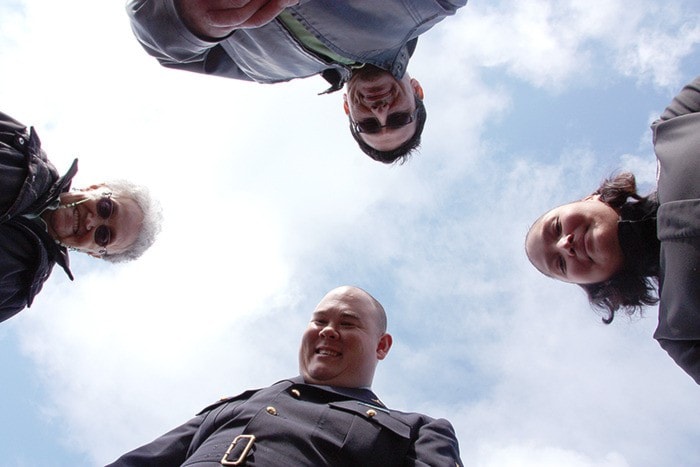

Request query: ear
[
  {"left": 343, "top": 94, "right": 350, "bottom": 115},
  {"left": 376, "top": 333, "right": 393, "bottom": 360},
  {"left": 410, "top": 78, "right": 424, "bottom": 100},
  {"left": 583, "top": 194, "right": 601, "bottom": 202}
]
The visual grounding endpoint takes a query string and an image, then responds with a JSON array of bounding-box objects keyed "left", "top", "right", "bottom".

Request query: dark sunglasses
[
  {"left": 94, "top": 193, "right": 114, "bottom": 250},
  {"left": 352, "top": 108, "right": 418, "bottom": 134}
]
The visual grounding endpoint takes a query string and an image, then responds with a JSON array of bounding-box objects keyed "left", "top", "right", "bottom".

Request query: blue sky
[{"left": 1, "top": 0, "right": 699, "bottom": 466}]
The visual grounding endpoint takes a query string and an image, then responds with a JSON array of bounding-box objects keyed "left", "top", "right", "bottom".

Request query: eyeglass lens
[
  {"left": 357, "top": 111, "right": 413, "bottom": 134},
  {"left": 94, "top": 195, "right": 114, "bottom": 248},
  {"left": 94, "top": 225, "right": 111, "bottom": 247},
  {"left": 96, "top": 197, "right": 114, "bottom": 219}
]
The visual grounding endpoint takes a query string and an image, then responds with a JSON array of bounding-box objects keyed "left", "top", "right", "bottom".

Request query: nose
[
  {"left": 556, "top": 234, "right": 575, "bottom": 256},
  {"left": 370, "top": 98, "right": 388, "bottom": 109},
  {"left": 369, "top": 100, "right": 390, "bottom": 118},
  {"left": 84, "top": 209, "right": 107, "bottom": 231},
  {"left": 84, "top": 210, "right": 98, "bottom": 231},
  {"left": 319, "top": 325, "right": 339, "bottom": 340}
]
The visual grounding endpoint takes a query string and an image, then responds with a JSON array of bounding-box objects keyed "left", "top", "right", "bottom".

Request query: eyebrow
[
  {"left": 547, "top": 249, "right": 566, "bottom": 280},
  {"left": 359, "top": 109, "right": 412, "bottom": 120},
  {"left": 312, "top": 310, "right": 361, "bottom": 321},
  {"left": 542, "top": 215, "right": 554, "bottom": 241},
  {"left": 543, "top": 221, "right": 558, "bottom": 276},
  {"left": 547, "top": 256, "right": 558, "bottom": 277},
  {"left": 534, "top": 216, "right": 558, "bottom": 279},
  {"left": 311, "top": 311, "right": 331, "bottom": 320},
  {"left": 383, "top": 123, "right": 416, "bottom": 134},
  {"left": 107, "top": 201, "right": 120, "bottom": 245}
]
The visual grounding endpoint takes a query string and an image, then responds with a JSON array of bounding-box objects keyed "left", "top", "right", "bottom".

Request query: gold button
[
  {"left": 266, "top": 406, "right": 278, "bottom": 415},
  {"left": 366, "top": 409, "right": 377, "bottom": 418},
  {"left": 291, "top": 389, "right": 301, "bottom": 398}
]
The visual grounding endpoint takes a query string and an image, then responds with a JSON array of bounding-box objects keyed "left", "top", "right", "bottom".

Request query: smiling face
[
  {"left": 299, "top": 286, "right": 392, "bottom": 388},
  {"left": 525, "top": 196, "right": 624, "bottom": 284},
  {"left": 344, "top": 66, "right": 423, "bottom": 152},
  {"left": 42, "top": 184, "right": 144, "bottom": 257}
]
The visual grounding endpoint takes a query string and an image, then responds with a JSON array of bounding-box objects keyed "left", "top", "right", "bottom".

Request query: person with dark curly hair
[{"left": 525, "top": 76, "right": 700, "bottom": 385}]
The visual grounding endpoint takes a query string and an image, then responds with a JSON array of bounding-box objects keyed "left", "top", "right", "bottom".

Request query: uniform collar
[{"left": 288, "top": 376, "right": 385, "bottom": 408}]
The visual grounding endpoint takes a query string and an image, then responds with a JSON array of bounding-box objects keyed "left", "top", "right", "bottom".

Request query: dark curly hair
[
  {"left": 349, "top": 94, "right": 426, "bottom": 165},
  {"left": 579, "top": 173, "right": 660, "bottom": 324}
]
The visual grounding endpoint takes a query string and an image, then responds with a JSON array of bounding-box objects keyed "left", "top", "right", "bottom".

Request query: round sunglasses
[
  {"left": 351, "top": 108, "right": 418, "bottom": 134},
  {"left": 94, "top": 193, "right": 115, "bottom": 253}
]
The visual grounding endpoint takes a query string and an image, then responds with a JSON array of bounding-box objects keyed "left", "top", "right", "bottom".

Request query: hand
[{"left": 176, "top": 0, "right": 299, "bottom": 39}]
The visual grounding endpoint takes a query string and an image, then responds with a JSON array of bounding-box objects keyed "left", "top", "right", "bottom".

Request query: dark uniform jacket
[
  {"left": 106, "top": 376, "right": 463, "bottom": 466},
  {"left": 126, "top": 0, "right": 466, "bottom": 92},
  {"left": 652, "top": 76, "right": 700, "bottom": 384},
  {"left": 0, "top": 111, "right": 76, "bottom": 323}
]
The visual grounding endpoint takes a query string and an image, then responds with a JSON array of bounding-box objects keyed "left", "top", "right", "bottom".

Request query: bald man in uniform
[{"left": 107, "top": 286, "right": 462, "bottom": 466}]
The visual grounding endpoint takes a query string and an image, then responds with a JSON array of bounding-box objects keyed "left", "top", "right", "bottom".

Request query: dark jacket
[
  {"left": 126, "top": 0, "right": 466, "bottom": 92},
  {"left": 651, "top": 76, "right": 700, "bottom": 384},
  {"left": 0, "top": 111, "right": 76, "bottom": 323},
  {"left": 106, "top": 376, "right": 463, "bottom": 466}
]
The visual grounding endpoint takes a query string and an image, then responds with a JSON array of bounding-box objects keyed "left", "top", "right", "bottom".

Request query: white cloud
[
  {"left": 475, "top": 443, "right": 630, "bottom": 467},
  {"left": 445, "top": 0, "right": 700, "bottom": 91},
  {"left": 612, "top": 7, "right": 700, "bottom": 88}
]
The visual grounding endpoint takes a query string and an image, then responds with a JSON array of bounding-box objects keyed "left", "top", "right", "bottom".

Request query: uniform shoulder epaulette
[{"left": 196, "top": 389, "right": 261, "bottom": 415}]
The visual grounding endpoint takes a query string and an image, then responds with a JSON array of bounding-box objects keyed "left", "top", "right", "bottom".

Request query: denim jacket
[{"left": 126, "top": 0, "right": 466, "bottom": 92}]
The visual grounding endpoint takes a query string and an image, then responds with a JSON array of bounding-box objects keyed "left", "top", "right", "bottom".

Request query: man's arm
[
  {"left": 656, "top": 76, "right": 700, "bottom": 122},
  {"left": 0, "top": 111, "right": 31, "bottom": 215},
  {"left": 406, "top": 416, "right": 464, "bottom": 467},
  {"left": 176, "top": 0, "right": 298, "bottom": 39},
  {"left": 658, "top": 340, "right": 700, "bottom": 385},
  {"left": 0, "top": 224, "right": 43, "bottom": 323},
  {"left": 105, "top": 414, "right": 204, "bottom": 467},
  {"left": 125, "top": 0, "right": 293, "bottom": 75},
  {"left": 655, "top": 218, "right": 700, "bottom": 385},
  {"left": 652, "top": 76, "right": 700, "bottom": 385}
]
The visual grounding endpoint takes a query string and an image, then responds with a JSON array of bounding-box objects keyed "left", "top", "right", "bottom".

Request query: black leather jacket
[{"left": 0, "top": 111, "right": 77, "bottom": 323}]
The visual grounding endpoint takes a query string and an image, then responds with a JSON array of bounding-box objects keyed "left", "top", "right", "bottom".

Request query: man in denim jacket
[{"left": 126, "top": 0, "right": 466, "bottom": 164}]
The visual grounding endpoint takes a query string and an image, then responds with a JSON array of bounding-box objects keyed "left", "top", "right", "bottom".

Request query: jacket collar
[
  {"left": 46, "top": 158, "right": 79, "bottom": 281},
  {"left": 286, "top": 376, "right": 385, "bottom": 408},
  {"left": 318, "top": 38, "right": 418, "bottom": 95}
]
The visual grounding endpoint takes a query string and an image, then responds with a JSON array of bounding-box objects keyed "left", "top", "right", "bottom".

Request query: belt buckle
[{"left": 220, "top": 434, "right": 256, "bottom": 466}]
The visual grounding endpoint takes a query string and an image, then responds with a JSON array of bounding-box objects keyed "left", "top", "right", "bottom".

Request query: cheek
[
  {"left": 76, "top": 230, "right": 94, "bottom": 245},
  {"left": 353, "top": 338, "right": 375, "bottom": 359},
  {"left": 561, "top": 212, "right": 585, "bottom": 231},
  {"left": 597, "top": 228, "right": 622, "bottom": 260},
  {"left": 300, "top": 330, "right": 314, "bottom": 350},
  {"left": 601, "top": 251, "right": 624, "bottom": 277},
  {"left": 565, "top": 261, "right": 594, "bottom": 283}
]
